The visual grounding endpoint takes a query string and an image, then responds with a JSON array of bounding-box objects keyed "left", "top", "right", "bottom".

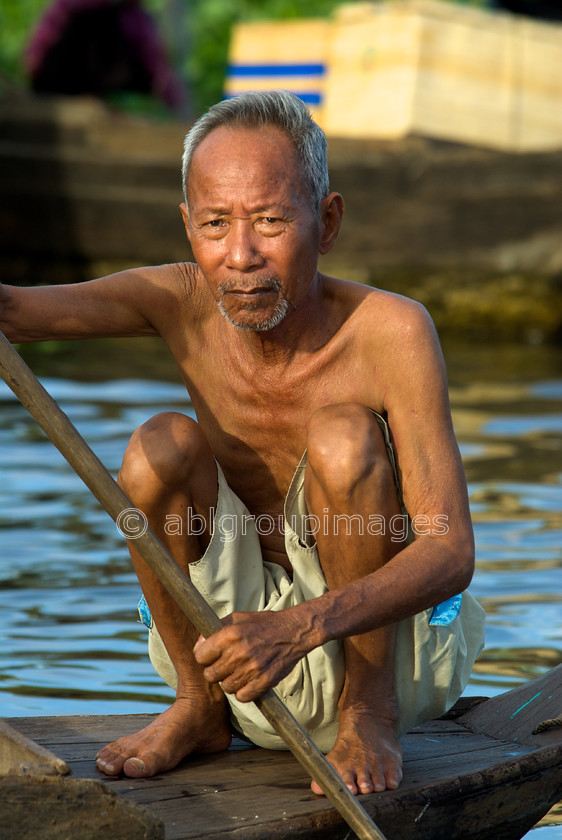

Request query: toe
[
  {"left": 357, "top": 777, "right": 374, "bottom": 794},
  {"left": 123, "top": 757, "right": 148, "bottom": 777},
  {"left": 367, "top": 761, "right": 387, "bottom": 793},
  {"left": 339, "top": 769, "right": 359, "bottom": 795},
  {"left": 310, "top": 778, "right": 325, "bottom": 796},
  {"left": 385, "top": 766, "right": 403, "bottom": 790},
  {"left": 96, "top": 754, "right": 125, "bottom": 776},
  {"left": 311, "top": 772, "right": 358, "bottom": 796},
  {"left": 96, "top": 741, "right": 129, "bottom": 776},
  {"left": 122, "top": 749, "right": 169, "bottom": 778}
]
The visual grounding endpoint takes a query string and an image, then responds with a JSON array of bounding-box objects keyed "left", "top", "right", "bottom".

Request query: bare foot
[
  {"left": 95, "top": 695, "right": 231, "bottom": 778},
  {"left": 311, "top": 709, "right": 403, "bottom": 796}
]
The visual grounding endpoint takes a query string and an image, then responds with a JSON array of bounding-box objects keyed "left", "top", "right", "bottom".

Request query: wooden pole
[{"left": 0, "top": 331, "right": 387, "bottom": 840}]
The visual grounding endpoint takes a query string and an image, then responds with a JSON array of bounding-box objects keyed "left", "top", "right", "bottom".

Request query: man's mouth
[
  {"left": 218, "top": 277, "right": 282, "bottom": 299},
  {"left": 228, "top": 287, "right": 277, "bottom": 297}
]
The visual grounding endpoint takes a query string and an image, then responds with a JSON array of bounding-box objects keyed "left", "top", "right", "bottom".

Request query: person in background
[{"left": 25, "top": 0, "right": 188, "bottom": 113}]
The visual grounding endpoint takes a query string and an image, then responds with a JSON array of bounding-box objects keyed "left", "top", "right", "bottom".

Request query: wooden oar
[{"left": 0, "top": 330, "right": 387, "bottom": 840}]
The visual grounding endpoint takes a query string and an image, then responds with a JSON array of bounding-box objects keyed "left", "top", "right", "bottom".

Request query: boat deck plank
[{"left": 7, "top": 708, "right": 561, "bottom": 840}]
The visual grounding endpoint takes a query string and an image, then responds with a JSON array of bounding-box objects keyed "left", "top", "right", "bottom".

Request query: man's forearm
[
  {"left": 0, "top": 283, "right": 55, "bottom": 343},
  {"left": 297, "top": 534, "right": 474, "bottom": 651},
  {"left": 0, "top": 276, "right": 159, "bottom": 344}
]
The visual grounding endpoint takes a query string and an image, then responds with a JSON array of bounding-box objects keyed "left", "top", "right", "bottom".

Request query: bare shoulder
[
  {"left": 361, "top": 284, "right": 432, "bottom": 328},
  {"left": 367, "top": 287, "right": 439, "bottom": 359},
  {"left": 114, "top": 261, "right": 206, "bottom": 319},
  {"left": 152, "top": 261, "right": 207, "bottom": 306},
  {"left": 327, "top": 278, "right": 448, "bottom": 413},
  {"left": 326, "top": 276, "right": 437, "bottom": 350},
  {"left": 365, "top": 288, "right": 445, "bottom": 382},
  {"left": 122, "top": 261, "right": 197, "bottom": 296}
]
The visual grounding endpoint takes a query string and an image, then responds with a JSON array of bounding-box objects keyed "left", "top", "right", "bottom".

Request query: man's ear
[
  {"left": 179, "top": 203, "right": 191, "bottom": 241},
  {"left": 318, "top": 193, "right": 344, "bottom": 255}
]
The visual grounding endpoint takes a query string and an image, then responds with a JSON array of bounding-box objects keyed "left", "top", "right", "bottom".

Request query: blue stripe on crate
[
  {"left": 227, "top": 62, "right": 326, "bottom": 77},
  {"left": 225, "top": 91, "right": 322, "bottom": 105}
]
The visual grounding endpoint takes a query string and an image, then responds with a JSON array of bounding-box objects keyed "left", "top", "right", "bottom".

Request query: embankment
[{"left": 1, "top": 96, "right": 560, "bottom": 340}]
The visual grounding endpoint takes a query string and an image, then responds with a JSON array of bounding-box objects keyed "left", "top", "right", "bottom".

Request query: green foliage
[{"left": 0, "top": 0, "right": 47, "bottom": 88}]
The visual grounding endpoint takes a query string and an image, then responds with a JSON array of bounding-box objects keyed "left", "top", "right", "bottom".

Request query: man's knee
[
  {"left": 306, "top": 403, "right": 390, "bottom": 493},
  {"left": 119, "top": 412, "right": 210, "bottom": 494}
]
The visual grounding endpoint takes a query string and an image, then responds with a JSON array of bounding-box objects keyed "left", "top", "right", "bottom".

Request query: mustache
[{"left": 217, "top": 276, "right": 282, "bottom": 294}]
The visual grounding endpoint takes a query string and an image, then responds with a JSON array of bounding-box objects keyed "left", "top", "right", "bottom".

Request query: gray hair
[{"left": 181, "top": 90, "right": 330, "bottom": 213}]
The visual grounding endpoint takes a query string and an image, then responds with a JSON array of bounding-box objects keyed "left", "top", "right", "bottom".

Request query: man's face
[{"left": 183, "top": 125, "right": 323, "bottom": 332}]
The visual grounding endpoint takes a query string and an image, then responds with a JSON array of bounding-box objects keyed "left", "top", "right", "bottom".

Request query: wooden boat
[{"left": 1, "top": 665, "right": 561, "bottom": 840}]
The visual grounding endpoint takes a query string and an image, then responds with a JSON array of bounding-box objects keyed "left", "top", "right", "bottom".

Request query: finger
[
  {"left": 234, "top": 677, "right": 271, "bottom": 703},
  {"left": 193, "top": 635, "right": 221, "bottom": 666},
  {"left": 201, "top": 658, "right": 233, "bottom": 685},
  {"left": 217, "top": 674, "right": 237, "bottom": 694},
  {"left": 219, "top": 672, "right": 251, "bottom": 696}
]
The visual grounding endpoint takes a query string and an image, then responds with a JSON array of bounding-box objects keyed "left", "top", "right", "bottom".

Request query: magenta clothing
[{"left": 25, "top": 0, "right": 185, "bottom": 108}]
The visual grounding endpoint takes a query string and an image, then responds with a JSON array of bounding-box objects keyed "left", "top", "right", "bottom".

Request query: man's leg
[
  {"left": 304, "top": 403, "right": 406, "bottom": 795},
  {"left": 96, "top": 412, "right": 231, "bottom": 778}
]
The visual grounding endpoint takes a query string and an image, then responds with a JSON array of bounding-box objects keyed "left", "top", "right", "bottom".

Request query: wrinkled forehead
[{"left": 187, "top": 124, "right": 309, "bottom": 208}]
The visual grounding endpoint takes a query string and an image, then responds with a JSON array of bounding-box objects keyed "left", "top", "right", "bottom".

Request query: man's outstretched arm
[{"left": 0, "top": 264, "right": 187, "bottom": 344}]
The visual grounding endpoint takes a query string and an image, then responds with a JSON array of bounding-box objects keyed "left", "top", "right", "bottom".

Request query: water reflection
[{"left": 0, "top": 337, "right": 560, "bottom": 834}]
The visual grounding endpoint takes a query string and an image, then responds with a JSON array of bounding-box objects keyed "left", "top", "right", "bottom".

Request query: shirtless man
[{"left": 1, "top": 91, "right": 484, "bottom": 796}]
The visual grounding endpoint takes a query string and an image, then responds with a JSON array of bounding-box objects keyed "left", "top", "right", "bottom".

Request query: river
[{"left": 0, "top": 335, "right": 560, "bottom": 836}]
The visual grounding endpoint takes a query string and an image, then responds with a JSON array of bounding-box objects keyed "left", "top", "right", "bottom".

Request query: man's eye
[
  {"left": 206, "top": 219, "right": 223, "bottom": 227},
  {"left": 259, "top": 217, "right": 284, "bottom": 228}
]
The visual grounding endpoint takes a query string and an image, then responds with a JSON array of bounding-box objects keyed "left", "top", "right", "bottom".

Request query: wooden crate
[{"left": 225, "top": 0, "right": 562, "bottom": 151}]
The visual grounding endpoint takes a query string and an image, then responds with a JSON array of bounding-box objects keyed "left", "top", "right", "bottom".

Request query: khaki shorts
[{"left": 144, "top": 416, "right": 485, "bottom": 751}]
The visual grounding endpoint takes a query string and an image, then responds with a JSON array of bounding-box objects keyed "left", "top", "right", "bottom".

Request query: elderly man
[{"left": 0, "top": 90, "right": 484, "bottom": 796}]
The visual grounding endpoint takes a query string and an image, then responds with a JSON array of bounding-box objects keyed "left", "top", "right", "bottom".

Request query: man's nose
[{"left": 225, "top": 223, "right": 265, "bottom": 271}]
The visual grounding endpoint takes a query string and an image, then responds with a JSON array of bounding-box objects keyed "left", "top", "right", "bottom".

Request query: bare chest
[{"left": 180, "top": 343, "right": 372, "bottom": 515}]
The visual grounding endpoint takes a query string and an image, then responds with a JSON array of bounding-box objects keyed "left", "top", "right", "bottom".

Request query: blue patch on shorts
[
  {"left": 138, "top": 594, "right": 152, "bottom": 628},
  {"left": 429, "top": 594, "right": 462, "bottom": 626}
]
